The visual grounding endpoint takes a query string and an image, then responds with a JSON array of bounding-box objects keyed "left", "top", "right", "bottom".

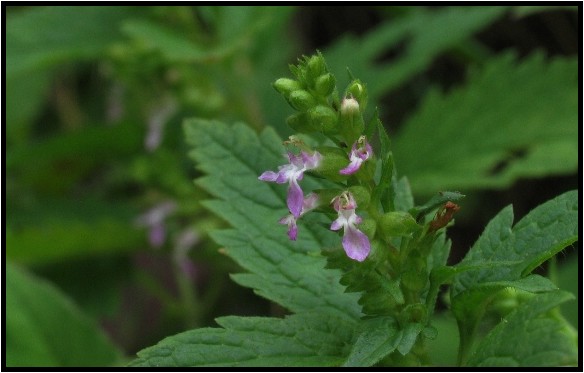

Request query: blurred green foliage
[{"left": 5, "top": 5, "right": 578, "bottom": 367}]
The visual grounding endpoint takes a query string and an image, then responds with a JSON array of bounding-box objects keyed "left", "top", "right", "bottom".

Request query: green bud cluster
[{"left": 273, "top": 52, "right": 374, "bottom": 171}]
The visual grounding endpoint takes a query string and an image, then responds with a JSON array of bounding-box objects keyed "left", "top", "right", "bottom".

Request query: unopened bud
[
  {"left": 288, "top": 90, "right": 316, "bottom": 112},
  {"left": 346, "top": 80, "right": 368, "bottom": 110},
  {"left": 341, "top": 97, "right": 360, "bottom": 115},
  {"left": 286, "top": 113, "right": 313, "bottom": 133},
  {"left": 273, "top": 78, "right": 302, "bottom": 96},
  {"left": 359, "top": 218, "right": 377, "bottom": 239},
  {"left": 308, "top": 105, "right": 338, "bottom": 134},
  {"left": 314, "top": 73, "right": 336, "bottom": 97},
  {"left": 312, "top": 146, "right": 349, "bottom": 182},
  {"left": 348, "top": 185, "right": 371, "bottom": 209},
  {"left": 379, "top": 211, "right": 419, "bottom": 240},
  {"left": 306, "top": 54, "right": 326, "bottom": 82}
]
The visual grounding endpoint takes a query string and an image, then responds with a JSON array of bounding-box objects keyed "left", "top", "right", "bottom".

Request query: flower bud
[
  {"left": 286, "top": 113, "right": 314, "bottom": 133},
  {"left": 288, "top": 90, "right": 316, "bottom": 112},
  {"left": 399, "top": 302, "right": 427, "bottom": 325},
  {"left": 340, "top": 97, "right": 360, "bottom": 115},
  {"left": 339, "top": 96, "right": 364, "bottom": 144},
  {"left": 307, "top": 105, "right": 338, "bottom": 134},
  {"left": 348, "top": 185, "right": 371, "bottom": 209},
  {"left": 359, "top": 217, "right": 377, "bottom": 239},
  {"left": 314, "top": 73, "right": 336, "bottom": 97},
  {"left": 311, "top": 146, "right": 349, "bottom": 182},
  {"left": 346, "top": 79, "right": 368, "bottom": 110},
  {"left": 273, "top": 78, "right": 302, "bottom": 96},
  {"left": 306, "top": 54, "right": 326, "bottom": 83},
  {"left": 379, "top": 211, "right": 419, "bottom": 240}
]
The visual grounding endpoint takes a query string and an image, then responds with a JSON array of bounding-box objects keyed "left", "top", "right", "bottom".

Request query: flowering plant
[{"left": 129, "top": 53, "right": 578, "bottom": 367}]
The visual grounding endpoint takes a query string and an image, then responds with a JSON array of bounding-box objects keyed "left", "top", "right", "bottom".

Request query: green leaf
[
  {"left": 6, "top": 6, "right": 138, "bottom": 78},
  {"left": 7, "top": 122, "right": 143, "bottom": 194},
  {"left": 184, "top": 119, "right": 361, "bottom": 321},
  {"left": 450, "top": 190, "right": 577, "bottom": 364},
  {"left": 7, "top": 198, "right": 145, "bottom": 265},
  {"left": 468, "top": 291, "right": 578, "bottom": 367},
  {"left": 393, "top": 53, "right": 578, "bottom": 194},
  {"left": 513, "top": 5, "right": 578, "bottom": 18},
  {"left": 324, "top": 6, "right": 508, "bottom": 106},
  {"left": 121, "top": 19, "right": 211, "bottom": 62},
  {"left": 6, "top": 262, "right": 122, "bottom": 367},
  {"left": 130, "top": 313, "right": 355, "bottom": 367},
  {"left": 452, "top": 190, "right": 578, "bottom": 298},
  {"left": 343, "top": 316, "right": 401, "bottom": 367},
  {"left": 410, "top": 191, "right": 465, "bottom": 220},
  {"left": 6, "top": 69, "right": 53, "bottom": 145}
]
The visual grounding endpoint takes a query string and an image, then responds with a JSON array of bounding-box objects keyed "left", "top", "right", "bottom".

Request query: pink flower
[
  {"left": 278, "top": 193, "right": 320, "bottom": 240},
  {"left": 134, "top": 201, "right": 177, "bottom": 248},
  {"left": 259, "top": 151, "right": 322, "bottom": 218},
  {"left": 330, "top": 192, "right": 371, "bottom": 261},
  {"left": 340, "top": 136, "right": 373, "bottom": 175}
]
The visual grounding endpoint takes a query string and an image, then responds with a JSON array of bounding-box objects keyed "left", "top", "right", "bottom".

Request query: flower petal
[
  {"left": 302, "top": 151, "right": 322, "bottom": 170},
  {"left": 278, "top": 214, "right": 298, "bottom": 241},
  {"left": 287, "top": 223, "right": 298, "bottom": 240},
  {"left": 287, "top": 179, "right": 304, "bottom": 218},
  {"left": 330, "top": 218, "right": 344, "bottom": 231},
  {"left": 342, "top": 225, "right": 371, "bottom": 262},
  {"left": 258, "top": 171, "right": 280, "bottom": 182},
  {"left": 339, "top": 157, "right": 363, "bottom": 175}
]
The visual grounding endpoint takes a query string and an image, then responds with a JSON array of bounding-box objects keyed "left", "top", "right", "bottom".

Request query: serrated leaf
[
  {"left": 397, "top": 322, "right": 424, "bottom": 355},
  {"left": 450, "top": 190, "right": 577, "bottom": 364},
  {"left": 343, "top": 316, "right": 401, "bottom": 367},
  {"left": 6, "top": 262, "right": 122, "bottom": 367},
  {"left": 130, "top": 313, "right": 355, "bottom": 367},
  {"left": 393, "top": 53, "right": 578, "bottom": 194},
  {"left": 324, "top": 7, "right": 508, "bottom": 107},
  {"left": 452, "top": 190, "right": 577, "bottom": 297},
  {"left": 185, "top": 119, "right": 361, "bottom": 321},
  {"left": 468, "top": 291, "right": 578, "bottom": 367}
]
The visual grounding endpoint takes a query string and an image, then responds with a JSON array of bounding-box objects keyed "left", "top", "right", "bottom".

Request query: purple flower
[
  {"left": 144, "top": 98, "right": 177, "bottom": 152},
  {"left": 135, "top": 201, "right": 177, "bottom": 248},
  {"left": 259, "top": 151, "right": 322, "bottom": 218},
  {"left": 339, "top": 136, "right": 373, "bottom": 175},
  {"left": 330, "top": 192, "right": 371, "bottom": 262},
  {"left": 278, "top": 193, "right": 320, "bottom": 240}
]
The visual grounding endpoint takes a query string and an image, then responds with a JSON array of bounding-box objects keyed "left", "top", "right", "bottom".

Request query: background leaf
[
  {"left": 6, "top": 198, "right": 144, "bottom": 265},
  {"left": 450, "top": 190, "right": 577, "bottom": 364},
  {"left": 468, "top": 291, "right": 578, "bottom": 367},
  {"left": 324, "top": 6, "right": 509, "bottom": 109},
  {"left": 6, "top": 6, "right": 138, "bottom": 78},
  {"left": 392, "top": 53, "right": 578, "bottom": 195},
  {"left": 6, "top": 262, "right": 122, "bottom": 367}
]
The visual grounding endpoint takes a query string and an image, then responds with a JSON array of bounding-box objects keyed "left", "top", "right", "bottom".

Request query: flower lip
[
  {"left": 339, "top": 136, "right": 373, "bottom": 175},
  {"left": 259, "top": 150, "right": 322, "bottom": 218},
  {"left": 278, "top": 193, "right": 320, "bottom": 241}
]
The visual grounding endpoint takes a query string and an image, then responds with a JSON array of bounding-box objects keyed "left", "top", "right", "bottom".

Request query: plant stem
[{"left": 173, "top": 260, "right": 200, "bottom": 329}]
